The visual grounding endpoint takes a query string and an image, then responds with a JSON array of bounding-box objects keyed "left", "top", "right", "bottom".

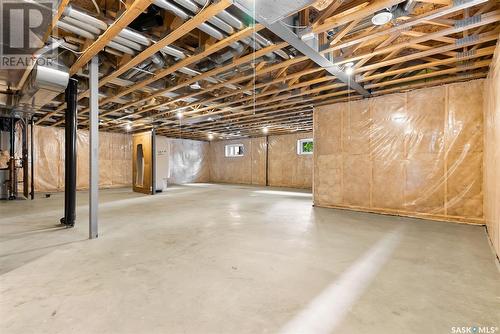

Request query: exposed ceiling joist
[{"left": 235, "top": 2, "right": 371, "bottom": 97}]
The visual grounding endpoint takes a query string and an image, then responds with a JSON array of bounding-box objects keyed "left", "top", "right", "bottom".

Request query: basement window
[
  {"left": 297, "top": 138, "right": 314, "bottom": 155},
  {"left": 225, "top": 144, "right": 244, "bottom": 157}
]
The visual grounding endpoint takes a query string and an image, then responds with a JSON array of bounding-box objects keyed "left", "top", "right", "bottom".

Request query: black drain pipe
[
  {"left": 8, "top": 118, "right": 16, "bottom": 199},
  {"left": 60, "top": 78, "right": 78, "bottom": 227}
]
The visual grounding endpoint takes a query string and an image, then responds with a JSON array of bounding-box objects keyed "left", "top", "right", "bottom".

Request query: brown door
[{"left": 132, "top": 131, "right": 153, "bottom": 194}]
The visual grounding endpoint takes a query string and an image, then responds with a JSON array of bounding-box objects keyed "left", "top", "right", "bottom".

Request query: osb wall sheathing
[
  {"left": 314, "top": 80, "right": 484, "bottom": 224},
  {"left": 34, "top": 126, "right": 131, "bottom": 192},
  {"left": 484, "top": 40, "right": 500, "bottom": 257},
  {"left": 209, "top": 133, "right": 313, "bottom": 188},
  {"left": 167, "top": 138, "right": 210, "bottom": 184}
]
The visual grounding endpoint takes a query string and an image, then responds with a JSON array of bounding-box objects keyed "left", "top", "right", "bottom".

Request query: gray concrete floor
[{"left": 0, "top": 184, "right": 499, "bottom": 334}]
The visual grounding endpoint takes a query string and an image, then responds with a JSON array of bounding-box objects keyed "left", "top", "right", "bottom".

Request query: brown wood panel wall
[{"left": 132, "top": 131, "right": 153, "bottom": 194}]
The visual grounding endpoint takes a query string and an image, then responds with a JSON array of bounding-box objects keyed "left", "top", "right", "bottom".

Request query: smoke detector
[{"left": 371, "top": 11, "right": 393, "bottom": 26}]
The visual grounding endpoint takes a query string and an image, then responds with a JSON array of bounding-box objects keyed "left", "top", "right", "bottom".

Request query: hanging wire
[
  {"left": 252, "top": 0, "right": 256, "bottom": 120},
  {"left": 91, "top": 0, "right": 100, "bottom": 14}
]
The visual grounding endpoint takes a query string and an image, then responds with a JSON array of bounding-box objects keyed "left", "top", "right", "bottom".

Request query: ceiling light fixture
[
  {"left": 125, "top": 123, "right": 132, "bottom": 131},
  {"left": 190, "top": 81, "right": 201, "bottom": 90},
  {"left": 371, "top": 11, "right": 393, "bottom": 26},
  {"left": 344, "top": 62, "right": 354, "bottom": 75},
  {"left": 262, "top": 126, "right": 269, "bottom": 134},
  {"left": 208, "top": 133, "right": 214, "bottom": 140},
  {"left": 300, "top": 31, "right": 315, "bottom": 42},
  {"left": 176, "top": 111, "right": 183, "bottom": 119}
]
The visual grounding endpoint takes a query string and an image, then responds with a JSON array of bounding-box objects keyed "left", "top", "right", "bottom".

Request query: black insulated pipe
[{"left": 60, "top": 78, "right": 78, "bottom": 227}]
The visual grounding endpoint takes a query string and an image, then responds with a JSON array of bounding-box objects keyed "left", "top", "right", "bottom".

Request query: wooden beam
[
  {"left": 69, "top": 0, "right": 154, "bottom": 76},
  {"left": 313, "top": 0, "right": 406, "bottom": 34},
  {"left": 98, "top": 0, "right": 233, "bottom": 88},
  {"left": 313, "top": 0, "right": 344, "bottom": 26},
  {"left": 320, "top": 0, "right": 489, "bottom": 53},
  {"left": 329, "top": 18, "right": 361, "bottom": 46}
]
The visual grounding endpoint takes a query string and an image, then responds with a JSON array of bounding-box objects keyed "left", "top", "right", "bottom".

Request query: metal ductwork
[
  {"left": 58, "top": 6, "right": 189, "bottom": 60},
  {"left": 63, "top": 6, "right": 108, "bottom": 30},
  {"left": 183, "top": 113, "right": 222, "bottom": 125},
  {"left": 154, "top": 0, "right": 287, "bottom": 59},
  {"left": 19, "top": 61, "right": 70, "bottom": 108},
  {"left": 153, "top": 0, "right": 225, "bottom": 40}
]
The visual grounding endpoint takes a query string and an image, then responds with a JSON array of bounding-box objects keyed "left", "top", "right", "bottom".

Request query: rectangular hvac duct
[{"left": 235, "top": 0, "right": 316, "bottom": 24}]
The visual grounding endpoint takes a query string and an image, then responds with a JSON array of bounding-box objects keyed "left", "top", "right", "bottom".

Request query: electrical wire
[{"left": 91, "top": 0, "right": 100, "bottom": 14}]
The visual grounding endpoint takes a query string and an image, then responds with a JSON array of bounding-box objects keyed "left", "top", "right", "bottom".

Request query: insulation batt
[{"left": 314, "top": 79, "right": 485, "bottom": 224}]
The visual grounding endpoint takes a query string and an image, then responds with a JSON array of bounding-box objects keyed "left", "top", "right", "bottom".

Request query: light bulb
[{"left": 344, "top": 62, "right": 354, "bottom": 75}]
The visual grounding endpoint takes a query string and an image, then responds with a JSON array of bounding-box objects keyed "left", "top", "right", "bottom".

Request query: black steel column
[
  {"left": 8, "top": 118, "right": 16, "bottom": 199},
  {"left": 22, "top": 118, "right": 29, "bottom": 198},
  {"left": 30, "top": 116, "right": 34, "bottom": 200},
  {"left": 61, "top": 78, "right": 78, "bottom": 227}
]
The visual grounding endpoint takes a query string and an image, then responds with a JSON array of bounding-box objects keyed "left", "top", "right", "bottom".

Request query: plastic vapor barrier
[
  {"left": 209, "top": 138, "right": 259, "bottom": 185},
  {"left": 34, "top": 126, "right": 132, "bottom": 192},
  {"left": 168, "top": 137, "right": 210, "bottom": 184},
  {"left": 268, "top": 133, "right": 313, "bottom": 189},
  {"left": 251, "top": 137, "right": 267, "bottom": 186},
  {"left": 314, "top": 80, "right": 485, "bottom": 224},
  {"left": 209, "top": 133, "right": 312, "bottom": 188},
  {"left": 484, "top": 41, "right": 500, "bottom": 256}
]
